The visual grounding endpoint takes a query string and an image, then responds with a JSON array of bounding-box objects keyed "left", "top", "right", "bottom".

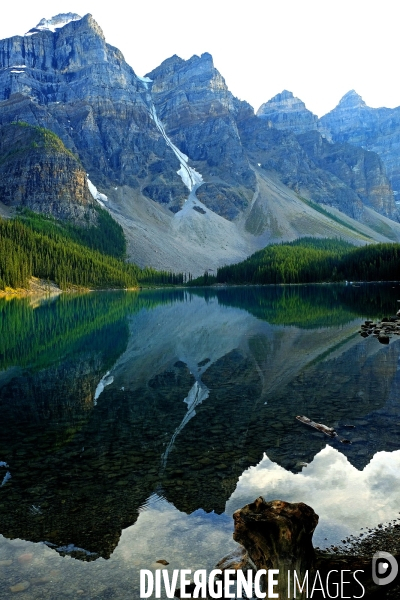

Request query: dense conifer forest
[
  {"left": 190, "top": 238, "right": 400, "bottom": 285},
  {"left": 0, "top": 215, "right": 184, "bottom": 291},
  {"left": 2, "top": 213, "right": 400, "bottom": 292},
  {"left": 17, "top": 207, "right": 127, "bottom": 259}
]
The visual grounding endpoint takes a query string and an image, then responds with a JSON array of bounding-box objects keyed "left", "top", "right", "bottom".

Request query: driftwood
[
  {"left": 296, "top": 415, "right": 351, "bottom": 444},
  {"left": 296, "top": 415, "right": 337, "bottom": 438}
]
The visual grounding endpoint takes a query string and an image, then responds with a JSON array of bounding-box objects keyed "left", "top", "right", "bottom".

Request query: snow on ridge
[
  {"left": 137, "top": 75, "right": 153, "bottom": 90},
  {"left": 87, "top": 177, "right": 108, "bottom": 207},
  {"left": 149, "top": 104, "right": 203, "bottom": 193},
  {"left": 25, "top": 13, "right": 82, "bottom": 35}
]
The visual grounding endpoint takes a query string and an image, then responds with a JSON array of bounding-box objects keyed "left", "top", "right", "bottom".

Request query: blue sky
[{"left": 1, "top": 0, "right": 399, "bottom": 116}]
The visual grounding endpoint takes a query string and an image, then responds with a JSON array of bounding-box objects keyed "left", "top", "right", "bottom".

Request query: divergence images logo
[{"left": 372, "top": 551, "right": 398, "bottom": 586}]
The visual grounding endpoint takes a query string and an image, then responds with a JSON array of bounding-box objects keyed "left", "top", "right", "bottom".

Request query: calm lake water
[{"left": 1, "top": 285, "right": 400, "bottom": 598}]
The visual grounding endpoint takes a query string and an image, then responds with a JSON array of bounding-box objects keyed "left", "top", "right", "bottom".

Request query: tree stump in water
[{"left": 233, "top": 497, "right": 318, "bottom": 598}]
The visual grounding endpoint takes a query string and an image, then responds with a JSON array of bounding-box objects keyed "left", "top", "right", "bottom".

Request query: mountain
[
  {"left": 147, "top": 52, "right": 256, "bottom": 220},
  {"left": 1, "top": 14, "right": 400, "bottom": 276},
  {"left": 0, "top": 14, "right": 180, "bottom": 194},
  {"left": 296, "top": 130, "right": 397, "bottom": 220},
  {"left": 257, "top": 88, "right": 400, "bottom": 218},
  {"left": 319, "top": 90, "right": 400, "bottom": 201}
]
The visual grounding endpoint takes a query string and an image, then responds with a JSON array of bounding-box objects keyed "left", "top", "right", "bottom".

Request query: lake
[{"left": 1, "top": 284, "right": 400, "bottom": 598}]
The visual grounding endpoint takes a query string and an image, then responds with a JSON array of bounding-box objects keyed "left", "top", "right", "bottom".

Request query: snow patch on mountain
[
  {"left": 25, "top": 13, "right": 82, "bottom": 35},
  {"left": 149, "top": 104, "right": 203, "bottom": 193},
  {"left": 87, "top": 177, "right": 108, "bottom": 207},
  {"left": 137, "top": 75, "right": 153, "bottom": 90}
]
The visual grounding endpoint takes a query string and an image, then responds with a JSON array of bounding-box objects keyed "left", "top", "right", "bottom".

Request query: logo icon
[{"left": 372, "top": 551, "right": 398, "bottom": 586}]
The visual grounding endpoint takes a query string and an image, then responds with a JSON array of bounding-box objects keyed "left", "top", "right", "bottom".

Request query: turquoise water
[{"left": 1, "top": 285, "right": 400, "bottom": 598}]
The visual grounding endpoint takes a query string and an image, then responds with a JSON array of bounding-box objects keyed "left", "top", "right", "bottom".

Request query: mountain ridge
[
  {"left": 259, "top": 87, "right": 400, "bottom": 208},
  {"left": 1, "top": 14, "right": 400, "bottom": 276}
]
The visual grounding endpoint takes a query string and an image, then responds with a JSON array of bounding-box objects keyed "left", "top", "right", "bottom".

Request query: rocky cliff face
[
  {"left": 296, "top": 130, "right": 398, "bottom": 219},
  {"left": 0, "top": 14, "right": 188, "bottom": 211},
  {"left": 257, "top": 90, "right": 318, "bottom": 134},
  {"left": 237, "top": 114, "right": 397, "bottom": 221},
  {"left": 319, "top": 90, "right": 400, "bottom": 201},
  {"left": 147, "top": 52, "right": 256, "bottom": 219},
  {"left": 252, "top": 90, "right": 398, "bottom": 222},
  {"left": 0, "top": 122, "right": 97, "bottom": 223}
]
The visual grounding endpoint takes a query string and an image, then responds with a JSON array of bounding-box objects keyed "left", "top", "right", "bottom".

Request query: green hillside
[
  {"left": 0, "top": 217, "right": 183, "bottom": 291},
  {"left": 190, "top": 238, "right": 400, "bottom": 285},
  {"left": 17, "top": 207, "right": 127, "bottom": 260}
]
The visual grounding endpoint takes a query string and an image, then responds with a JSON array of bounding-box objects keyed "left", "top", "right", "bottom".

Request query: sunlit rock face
[
  {"left": 296, "top": 130, "right": 398, "bottom": 220},
  {"left": 320, "top": 90, "right": 400, "bottom": 202},
  {"left": 0, "top": 122, "right": 97, "bottom": 223}
]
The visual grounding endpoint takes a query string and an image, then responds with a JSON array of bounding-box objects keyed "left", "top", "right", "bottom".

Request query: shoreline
[
  {"left": 2, "top": 278, "right": 400, "bottom": 298},
  {"left": 0, "top": 278, "right": 140, "bottom": 298}
]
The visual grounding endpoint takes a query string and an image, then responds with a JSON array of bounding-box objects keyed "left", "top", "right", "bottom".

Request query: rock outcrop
[{"left": 0, "top": 122, "right": 96, "bottom": 223}]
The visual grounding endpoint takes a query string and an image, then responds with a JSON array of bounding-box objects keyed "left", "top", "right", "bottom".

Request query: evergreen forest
[
  {"left": 0, "top": 214, "right": 184, "bottom": 291},
  {"left": 190, "top": 238, "right": 400, "bottom": 286}
]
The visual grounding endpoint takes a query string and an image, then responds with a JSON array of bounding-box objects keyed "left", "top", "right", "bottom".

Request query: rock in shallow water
[{"left": 10, "top": 581, "right": 30, "bottom": 593}]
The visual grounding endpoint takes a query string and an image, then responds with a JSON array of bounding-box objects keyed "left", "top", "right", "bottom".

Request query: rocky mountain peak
[
  {"left": 147, "top": 52, "right": 218, "bottom": 90},
  {"left": 147, "top": 51, "right": 230, "bottom": 104},
  {"left": 269, "top": 90, "right": 295, "bottom": 102},
  {"left": 26, "top": 13, "right": 82, "bottom": 35},
  {"left": 258, "top": 89, "right": 309, "bottom": 112},
  {"left": 199, "top": 52, "right": 213, "bottom": 64},
  {"left": 319, "top": 90, "right": 400, "bottom": 200},
  {"left": 336, "top": 90, "right": 366, "bottom": 109},
  {"left": 256, "top": 89, "right": 318, "bottom": 135}
]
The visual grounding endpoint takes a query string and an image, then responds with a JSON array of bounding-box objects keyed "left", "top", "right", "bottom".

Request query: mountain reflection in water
[{"left": 1, "top": 284, "right": 400, "bottom": 576}]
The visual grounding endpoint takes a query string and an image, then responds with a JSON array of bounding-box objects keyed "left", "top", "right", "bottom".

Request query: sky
[{"left": 1, "top": 0, "right": 399, "bottom": 117}]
